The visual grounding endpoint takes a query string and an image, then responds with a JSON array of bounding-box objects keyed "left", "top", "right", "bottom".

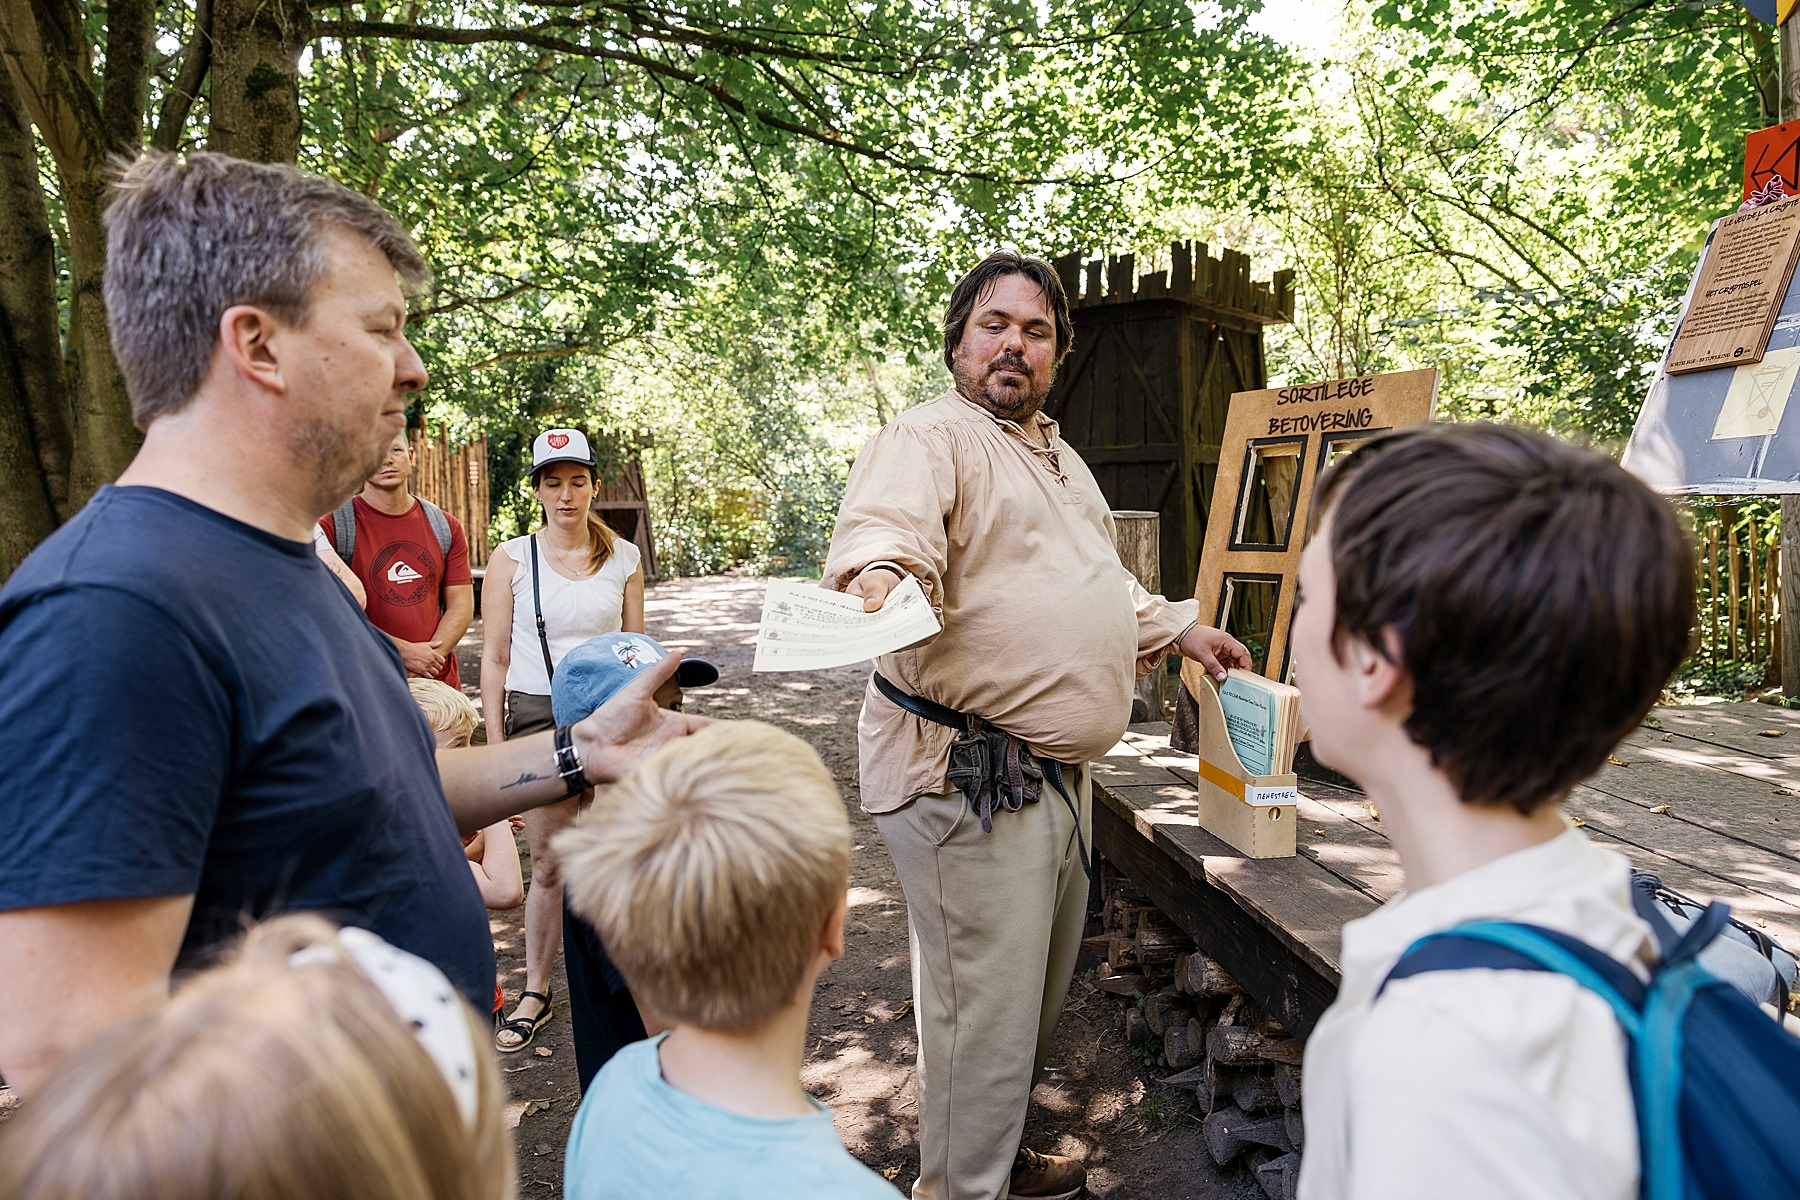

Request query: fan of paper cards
[{"left": 1217, "top": 669, "right": 1303, "bottom": 776}]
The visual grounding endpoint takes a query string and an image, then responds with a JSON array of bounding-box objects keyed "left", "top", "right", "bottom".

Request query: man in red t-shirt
[{"left": 320, "top": 432, "right": 475, "bottom": 687}]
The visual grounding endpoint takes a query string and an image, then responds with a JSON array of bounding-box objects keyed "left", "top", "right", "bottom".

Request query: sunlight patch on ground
[{"left": 846, "top": 886, "right": 893, "bottom": 908}]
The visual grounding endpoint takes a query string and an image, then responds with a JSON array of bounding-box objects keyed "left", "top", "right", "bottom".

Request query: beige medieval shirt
[{"left": 823, "top": 389, "right": 1199, "bottom": 814}]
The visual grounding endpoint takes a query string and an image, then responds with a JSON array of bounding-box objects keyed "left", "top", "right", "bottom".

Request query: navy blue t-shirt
[{"left": 0, "top": 487, "right": 494, "bottom": 1009}]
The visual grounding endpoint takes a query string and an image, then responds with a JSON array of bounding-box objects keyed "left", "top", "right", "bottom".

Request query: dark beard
[{"left": 951, "top": 351, "right": 1053, "bottom": 423}]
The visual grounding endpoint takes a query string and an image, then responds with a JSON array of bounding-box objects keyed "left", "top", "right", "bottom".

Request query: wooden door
[{"left": 1048, "top": 301, "right": 1189, "bottom": 592}]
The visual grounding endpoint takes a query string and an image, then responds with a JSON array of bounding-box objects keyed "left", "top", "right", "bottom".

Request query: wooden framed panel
[
  {"left": 1183, "top": 369, "right": 1438, "bottom": 699},
  {"left": 1212, "top": 571, "right": 1284, "bottom": 677},
  {"left": 1228, "top": 437, "right": 1307, "bottom": 553},
  {"left": 1316, "top": 427, "right": 1386, "bottom": 476}
]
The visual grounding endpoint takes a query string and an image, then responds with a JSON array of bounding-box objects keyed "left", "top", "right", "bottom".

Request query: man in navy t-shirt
[{"left": 0, "top": 153, "right": 706, "bottom": 1097}]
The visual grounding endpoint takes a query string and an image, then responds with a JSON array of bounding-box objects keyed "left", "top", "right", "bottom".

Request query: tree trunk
[
  {"left": 1112, "top": 509, "right": 1166, "bottom": 720},
  {"left": 210, "top": 0, "right": 310, "bottom": 163},
  {"left": 0, "top": 0, "right": 140, "bottom": 562},
  {"left": 99, "top": 0, "right": 157, "bottom": 152},
  {"left": 0, "top": 65, "right": 64, "bottom": 574},
  {"left": 59, "top": 167, "right": 138, "bottom": 498}
]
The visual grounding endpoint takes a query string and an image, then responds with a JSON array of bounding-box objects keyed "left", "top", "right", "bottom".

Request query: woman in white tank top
[{"left": 479, "top": 430, "right": 643, "bottom": 1052}]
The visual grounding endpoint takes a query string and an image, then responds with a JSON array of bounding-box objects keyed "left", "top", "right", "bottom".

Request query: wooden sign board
[
  {"left": 1181, "top": 368, "right": 1438, "bottom": 704},
  {"left": 1665, "top": 195, "right": 1800, "bottom": 375},
  {"left": 1624, "top": 217, "right": 1800, "bottom": 494}
]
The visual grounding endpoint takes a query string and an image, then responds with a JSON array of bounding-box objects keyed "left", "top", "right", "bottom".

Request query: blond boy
[{"left": 555, "top": 721, "right": 900, "bottom": 1199}]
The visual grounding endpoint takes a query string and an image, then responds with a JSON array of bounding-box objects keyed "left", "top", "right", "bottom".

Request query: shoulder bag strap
[{"left": 530, "top": 534, "right": 556, "bottom": 683}]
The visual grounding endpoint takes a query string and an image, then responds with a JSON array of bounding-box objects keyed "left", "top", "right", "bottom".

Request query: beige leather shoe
[{"left": 1006, "top": 1147, "right": 1086, "bottom": 1200}]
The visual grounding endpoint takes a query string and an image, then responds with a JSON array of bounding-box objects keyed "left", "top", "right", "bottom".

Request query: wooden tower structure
[{"left": 1043, "top": 242, "right": 1294, "bottom": 602}]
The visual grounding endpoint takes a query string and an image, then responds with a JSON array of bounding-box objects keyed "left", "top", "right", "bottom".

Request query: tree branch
[
  {"left": 411, "top": 280, "right": 542, "bottom": 320},
  {"left": 464, "top": 342, "right": 592, "bottom": 370},
  {"left": 100, "top": 0, "right": 156, "bottom": 150},
  {"left": 152, "top": 0, "right": 213, "bottom": 151},
  {"left": 311, "top": 17, "right": 1151, "bottom": 188},
  {"left": 0, "top": 0, "right": 107, "bottom": 178}
]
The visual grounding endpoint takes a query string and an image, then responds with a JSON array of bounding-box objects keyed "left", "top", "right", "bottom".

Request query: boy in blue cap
[{"left": 552, "top": 632, "right": 719, "bottom": 1089}]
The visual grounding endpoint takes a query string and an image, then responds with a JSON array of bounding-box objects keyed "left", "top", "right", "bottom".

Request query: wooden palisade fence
[
  {"left": 1688, "top": 502, "right": 1780, "bottom": 679},
  {"left": 409, "top": 427, "right": 490, "bottom": 568}
]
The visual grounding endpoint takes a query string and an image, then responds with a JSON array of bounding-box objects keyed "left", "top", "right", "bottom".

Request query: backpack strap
[
  {"left": 1630, "top": 871, "right": 1683, "bottom": 959},
  {"left": 1379, "top": 921, "right": 1648, "bottom": 1031},
  {"left": 1638, "top": 870, "right": 1786, "bottom": 968},
  {"left": 418, "top": 498, "right": 453, "bottom": 560},
  {"left": 529, "top": 534, "right": 556, "bottom": 684},
  {"left": 331, "top": 499, "right": 357, "bottom": 564}
]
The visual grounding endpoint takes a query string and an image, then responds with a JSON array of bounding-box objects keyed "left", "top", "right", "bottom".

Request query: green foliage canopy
[
  {"left": 1251, "top": 0, "right": 1771, "bottom": 450},
  {"left": 287, "top": 0, "right": 1301, "bottom": 563}
]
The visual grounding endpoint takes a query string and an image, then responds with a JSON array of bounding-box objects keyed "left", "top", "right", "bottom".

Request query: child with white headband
[{"left": 0, "top": 914, "right": 510, "bottom": 1200}]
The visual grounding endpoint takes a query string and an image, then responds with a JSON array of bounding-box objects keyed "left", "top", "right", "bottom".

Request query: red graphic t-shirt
[{"left": 320, "top": 496, "right": 473, "bottom": 687}]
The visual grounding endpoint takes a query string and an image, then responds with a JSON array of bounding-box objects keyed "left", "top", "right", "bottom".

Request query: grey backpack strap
[
  {"left": 331, "top": 500, "right": 357, "bottom": 563},
  {"left": 418, "top": 498, "right": 453, "bottom": 560},
  {"left": 530, "top": 534, "right": 556, "bottom": 683}
]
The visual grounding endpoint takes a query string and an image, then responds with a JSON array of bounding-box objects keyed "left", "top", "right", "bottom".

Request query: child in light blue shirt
[
  {"left": 565, "top": 1035, "right": 897, "bottom": 1199},
  {"left": 555, "top": 721, "right": 901, "bottom": 1200}
]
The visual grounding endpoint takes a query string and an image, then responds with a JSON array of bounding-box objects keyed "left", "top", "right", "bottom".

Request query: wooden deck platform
[{"left": 1090, "top": 702, "right": 1800, "bottom": 1040}]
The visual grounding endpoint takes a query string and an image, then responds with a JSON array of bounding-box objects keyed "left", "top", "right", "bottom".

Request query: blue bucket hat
[{"left": 550, "top": 632, "right": 719, "bottom": 726}]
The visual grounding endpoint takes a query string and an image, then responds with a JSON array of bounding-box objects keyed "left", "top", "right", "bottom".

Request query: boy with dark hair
[
  {"left": 322, "top": 431, "right": 474, "bottom": 685},
  {"left": 1291, "top": 423, "right": 1695, "bottom": 1200}
]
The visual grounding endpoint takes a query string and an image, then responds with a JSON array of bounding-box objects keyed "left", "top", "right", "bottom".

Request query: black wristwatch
[{"left": 552, "top": 724, "right": 585, "bottom": 796}]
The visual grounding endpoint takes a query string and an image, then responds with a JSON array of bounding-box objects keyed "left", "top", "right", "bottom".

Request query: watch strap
[{"left": 552, "top": 724, "right": 585, "bottom": 796}]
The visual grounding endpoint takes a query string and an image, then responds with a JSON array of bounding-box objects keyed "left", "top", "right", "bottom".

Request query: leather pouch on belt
[{"left": 945, "top": 719, "right": 1044, "bottom": 833}]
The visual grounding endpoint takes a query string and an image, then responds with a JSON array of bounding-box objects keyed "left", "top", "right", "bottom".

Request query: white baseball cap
[{"left": 531, "top": 428, "right": 595, "bottom": 470}]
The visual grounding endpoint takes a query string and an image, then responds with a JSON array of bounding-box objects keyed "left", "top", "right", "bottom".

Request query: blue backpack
[{"left": 1382, "top": 902, "right": 1800, "bottom": 1200}]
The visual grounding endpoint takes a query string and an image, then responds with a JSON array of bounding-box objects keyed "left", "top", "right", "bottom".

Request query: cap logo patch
[
  {"left": 547, "top": 432, "right": 571, "bottom": 450},
  {"left": 612, "top": 639, "right": 652, "bottom": 670}
]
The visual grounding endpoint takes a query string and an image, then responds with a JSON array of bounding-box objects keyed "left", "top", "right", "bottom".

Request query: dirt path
[{"left": 465, "top": 575, "right": 1256, "bottom": 1199}]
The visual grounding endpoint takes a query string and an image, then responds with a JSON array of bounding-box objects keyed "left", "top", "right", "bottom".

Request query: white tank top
[{"left": 501, "top": 533, "right": 642, "bottom": 695}]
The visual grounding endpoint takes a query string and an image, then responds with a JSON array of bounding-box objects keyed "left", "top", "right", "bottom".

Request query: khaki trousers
[{"left": 874, "top": 764, "right": 1092, "bottom": 1200}]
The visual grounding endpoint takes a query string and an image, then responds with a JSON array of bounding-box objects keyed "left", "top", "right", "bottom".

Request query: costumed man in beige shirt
[{"left": 824, "top": 252, "right": 1250, "bottom": 1200}]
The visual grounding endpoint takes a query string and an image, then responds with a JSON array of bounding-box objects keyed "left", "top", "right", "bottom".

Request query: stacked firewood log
[{"left": 1089, "top": 870, "right": 1304, "bottom": 1200}]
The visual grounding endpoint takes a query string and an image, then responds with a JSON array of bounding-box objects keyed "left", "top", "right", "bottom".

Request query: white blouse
[{"left": 500, "top": 533, "right": 641, "bottom": 696}]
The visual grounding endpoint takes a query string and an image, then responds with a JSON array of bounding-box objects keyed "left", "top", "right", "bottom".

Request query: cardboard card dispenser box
[{"left": 1192, "top": 676, "right": 1298, "bottom": 859}]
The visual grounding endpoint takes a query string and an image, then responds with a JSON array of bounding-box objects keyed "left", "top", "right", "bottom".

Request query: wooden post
[
  {"left": 1112, "top": 510, "right": 1166, "bottom": 721},
  {"left": 1777, "top": 538, "right": 1786, "bottom": 682},
  {"left": 1784, "top": 499, "right": 1800, "bottom": 694},
  {"left": 1750, "top": 513, "right": 1762, "bottom": 660},
  {"left": 1728, "top": 506, "right": 1742, "bottom": 661},
  {"left": 1781, "top": 27, "right": 1800, "bottom": 697},
  {"left": 1709, "top": 522, "right": 1722, "bottom": 665}
]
